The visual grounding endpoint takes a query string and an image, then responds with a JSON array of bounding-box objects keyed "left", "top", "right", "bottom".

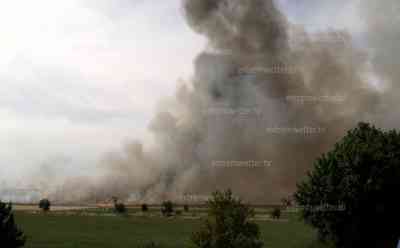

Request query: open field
[{"left": 14, "top": 207, "right": 328, "bottom": 248}]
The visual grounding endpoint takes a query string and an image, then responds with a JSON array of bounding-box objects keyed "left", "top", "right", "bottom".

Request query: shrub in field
[
  {"left": 39, "top": 198, "right": 51, "bottom": 211},
  {"left": 161, "top": 201, "right": 174, "bottom": 217},
  {"left": 295, "top": 123, "right": 400, "bottom": 248},
  {"left": 114, "top": 203, "right": 127, "bottom": 214},
  {"left": 191, "top": 189, "right": 263, "bottom": 248},
  {"left": 141, "top": 203, "right": 149, "bottom": 212},
  {"left": 0, "top": 202, "right": 26, "bottom": 247},
  {"left": 112, "top": 197, "right": 127, "bottom": 214},
  {"left": 270, "top": 207, "right": 281, "bottom": 219},
  {"left": 281, "top": 197, "right": 292, "bottom": 209},
  {"left": 184, "top": 204, "right": 189, "bottom": 212}
]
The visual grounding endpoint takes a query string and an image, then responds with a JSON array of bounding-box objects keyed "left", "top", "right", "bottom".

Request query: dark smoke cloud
[{"left": 45, "top": 0, "right": 395, "bottom": 204}]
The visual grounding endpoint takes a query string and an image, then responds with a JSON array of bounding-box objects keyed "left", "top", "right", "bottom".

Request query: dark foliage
[
  {"left": 184, "top": 204, "right": 189, "bottom": 212},
  {"left": 114, "top": 203, "right": 127, "bottom": 214},
  {"left": 270, "top": 207, "right": 281, "bottom": 219},
  {"left": 161, "top": 201, "right": 174, "bottom": 217},
  {"left": 295, "top": 122, "right": 400, "bottom": 248},
  {"left": 111, "top": 197, "right": 127, "bottom": 214},
  {"left": 141, "top": 204, "right": 149, "bottom": 212},
  {"left": 281, "top": 197, "right": 292, "bottom": 209},
  {"left": 0, "top": 202, "right": 26, "bottom": 247},
  {"left": 39, "top": 199, "right": 51, "bottom": 211}
]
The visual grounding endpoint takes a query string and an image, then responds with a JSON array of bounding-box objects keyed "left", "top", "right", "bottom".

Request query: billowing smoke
[
  {"left": 43, "top": 0, "right": 397, "bottom": 204},
  {"left": 359, "top": 0, "right": 400, "bottom": 128}
]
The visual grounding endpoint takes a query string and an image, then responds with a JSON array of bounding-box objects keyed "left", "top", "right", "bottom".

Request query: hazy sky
[{"left": 0, "top": 0, "right": 365, "bottom": 186}]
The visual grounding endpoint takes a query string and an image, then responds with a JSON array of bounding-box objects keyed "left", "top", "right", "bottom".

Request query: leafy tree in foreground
[
  {"left": 191, "top": 189, "right": 263, "bottom": 248},
  {"left": 39, "top": 198, "right": 51, "bottom": 212},
  {"left": 295, "top": 122, "right": 400, "bottom": 248},
  {"left": 0, "top": 202, "right": 26, "bottom": 247}
]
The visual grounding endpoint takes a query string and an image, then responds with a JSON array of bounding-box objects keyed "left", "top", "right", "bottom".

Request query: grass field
[{"left": 15, "top": 208, "right": 326, "bottom": 248}]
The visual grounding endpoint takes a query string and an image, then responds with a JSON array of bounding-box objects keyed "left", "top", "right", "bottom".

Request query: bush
[
  {"left": 175, "top": 210, "right": 182, "bottom": 216},
  {"left": 111, "top": 197, "right": 127, "bottom": 214},
  {"left": 295, "top": 123, "right": 400, "bottom": 248},
  {"left": 114, "top": 203, "right": 127, "bottom": 214},
  {"left": 39, "top": 198, "right": 51, "bottom": 211},
  {"left": 191, "top": 189, "right": 263, "bottom": 248},
  {"left": 270, "top": 207, "right": 281, "bottom": 219},
  {"left": 141, "top": 204, "right": 149, "bottom": 212},
  {"left": 281, "top": 197, "right": 292, "bottom": 209},
  {"left": 183, "top": 204, "right": 189, "bottom": 212},
  {"left": 0, "top": 202, "right": 26, "bottom": 247},
  {"left": 161, "top": 201, "right": 174, "bottom": 217}
]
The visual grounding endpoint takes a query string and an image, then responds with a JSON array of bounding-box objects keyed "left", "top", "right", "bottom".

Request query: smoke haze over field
[{"left": 2, "top": 0, "right": 399, "bottom": 204}]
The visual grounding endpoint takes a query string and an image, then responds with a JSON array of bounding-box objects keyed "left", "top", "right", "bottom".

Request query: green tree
[
  {"left": 114, "top": 202, "right": 126, "bottom": 214},
  {"left": 184, "top": 204, "right": 189, "bottom": 212},
  {"left": 295, "top": 122, "right": 400, "bottom": 248},
  {"left": 141, "top": 203, "right": 149, "bottom": 212},
  {"left": 39, "top": 198, "right": 51, "bottom": 212},
  {"left": 191, "top": 189, "right": 263, "bottom": 248},
  {"left": 112, "top": 197, "right": 126, "bottom": 214},
  {"left": 281, "top": 197, "right": 292, "bottom": 209},
  {"left": 0, "top": 202, "right": 26, "bottom": 247},
  {"left": 161, "top": 201, "right": 174, "bottom": 217},
  {"left": 270, "top": 207, "right": 281, "bottom": 219}
]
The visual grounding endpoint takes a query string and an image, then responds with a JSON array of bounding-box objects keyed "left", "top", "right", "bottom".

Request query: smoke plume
[{"left": 45, "top": 0, "right": 398, "bottom": 204}]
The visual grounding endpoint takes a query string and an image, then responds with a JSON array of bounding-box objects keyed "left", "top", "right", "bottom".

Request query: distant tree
[
  {"left": 0, "top": 202, "right": 26, "bottom": 247},
  {"left": 191, "top": 189, "right": 263, "bottom": 248},
  {"left": 161, "top": 201, "right": 174, "bottom": 217},
  {"left": 281, "top": 197, "right": 292, "bottom": 209},
  {"left": 112, "top": 197, "right": 127, "bottom": 214},
  {"left": 141, "top": 203, "right": 149, "bottom": 212},
  {"left": 114, "top": 203, "right": 126, "bottom": 214},
  {"left": 270, "top": 207, "right": 281, "bottom": 219},
  {"left": 111, "top": 196, "right": 118, "bottom": 204},
  {"left": 183, "top": 204, "right": 189, "bottom": 212},
  {"left": 295, "top": 123, "right": 400, "bottom": 248},
  {"left": 39, "top": 198, "right": 51, "bottom": 211}
]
